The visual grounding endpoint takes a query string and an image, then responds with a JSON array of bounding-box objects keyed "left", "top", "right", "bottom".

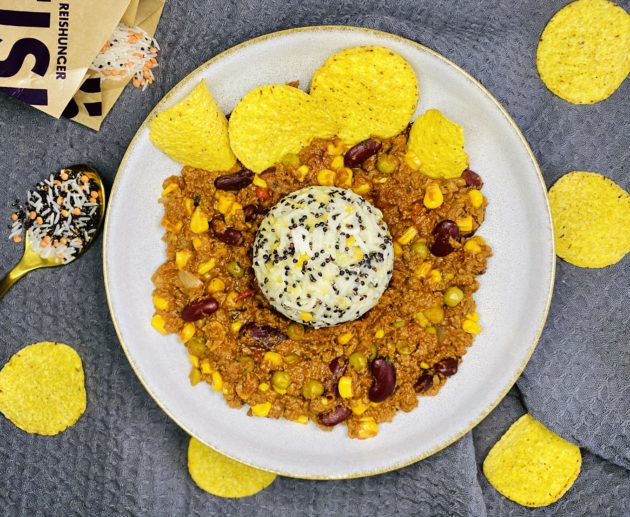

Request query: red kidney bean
[
  {"left": 414, "top": 373, "right": 433, "bottom": 393},
  {"left": 219, "top": 228, "right": 244, "bottom": 246},
  {"left": 210, "top": 217, "right": 244, "bottom": 246},
  {"left": 318, "top": 405, "right": 352, "bottom": 426},
  {"left": 181, "top": 297, "right": 219, "bottom": 322},
  {"left": 435, "top": 357, "right": 458, "bottom": 377},
  {"left": 430, "top": 220, "right": 461, "bottom": 257},
  {"left": 214, "top": 169, "right": 253, "bottom": 191},
  {"left": 462, "top": 169, "right": 483, "bottom": 188},
  {"left": 239, "top": 323, "right": 287, "bottom": 348},
  {"left": 344, "top": 138, "right": 382, "bottom": 168},
  {"left": 368, "top": 357, "right": 396, "bottom": 402},
  {"left": 243, "top": 203, "right": 268, "bottom": 222},
  {"left": 328, "top": 357, "right": 347, "bottom": 392}
]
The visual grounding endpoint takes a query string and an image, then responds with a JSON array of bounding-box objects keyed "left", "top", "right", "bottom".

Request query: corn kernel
[
  {"left": 414, "top": 261, "right": 433, "bottom": 278},
  {"left": 317, "top": 168, "right": 336, "bottom": 186},
  {"left": 373, "top": 177, "right": 389, "bottom": 184},
  {"left": 423, "top": 182, "right": 444, "bottom": 209},
  {"left": 252, "top": 175, "right": 268, "bottom": 188},
  {"left": 225, "top": 290, "right": 242, "bottom": 308},
  {"left": 327, "top": 140, "right": 345, "bottom": 155},
  {"left": 151, "top": 314, "right": 167, "bottom": 334},
  {"left": 405, "top": 151, "right": 422, "bottom": 170},
  {"left": 161, "top": 183, "right": 179, "bottom": 196},
  {"left": 192, "top": 237, "right": 202, "bottom": 250},
  {"left": 331, "top": 155, "right": 345, "bottom": 170},
  {"left": 356, "top": 416, "right": 378, "bottom": 439},
  {"left": 424, "top": 305, "right": 444, "bottom": 324},
  {"left": 430, "top": 269, "right": 442, "bottom": 283},
  {"left": 338, "top": 376, "right": 353, "bottom": 398},
  {"left": 320, "top": 397, "right": 329, "bottom": 406},
  {"left": 469, "top": 189, "right": 484, "bottom": 208},
  {"left": 207, "top": 278, "right": 226, "bottom": 293},
  {"left": 152, "top": 295, "right": 169, "bottom": 310},
  {"left": 464, "top": 238, "right": 482, "bottom": 254},
  {"left": 295, "top": 165, "right": 310, "bottom": 181},
  {"left": 351, "top": 399, "right": 370, "bottom": 415},
  {"left": 175, "top": 250, "right": 192, "bottom": 270},
  {"left": 189, "top": 368, "right": 202, "bottom": 386},
  {"left": 180, "top": 323, "right": 196, "bottom": 343},
  {"left": 456, "top": 215, "right": 473, "bottom": 233},
  {"left": 414, "top": 311, "right": 430, "bottom": 327},
  {"left": 466, "top": 312, "right": 479, "bottom": 322},
  {"left": 393, "top": 242, "right": 403, "bottom": 256},
  {"left": 184, "top": 198, "right": 195, "bottom": 215},
  {"left": 463, "top": 319, "right": 482, "bottom": 334},
  {"left": 211, "top": 371, "right": 223, "bottom": 391},
  {"left": 251, "top": 402, "right": 272, "bottom": 417},
  {"left": 200, "top": 360, "right": 213, "bottom": 374},
  {"left": 263, "top": 351, "right": 283, "bottom": 367},
  {"left": 215, "top": 191, "right": 235, "bottom": 215},
  {"left": 398, "top": 226, "right": 418, "bottom": 245},
  {"left": 189, "top": 354, "right": 199, "bottom": 368},
  {"left": 338, "top": 332, "right": 354, "bottom": 345},
  {"left": 300, "top": 312, "right": 313, "bottom": 322},
  {"left": 190, "top": 207, "right": 209, "bottom": 233},
  {"left": 420, "top": 361, "right": 430, "bottom": 369},
  {"left": 258, "top": 382, "right": 270, "bottom": 392},
  {"left": 230, "top": 321, "right": 243, "bottom": 334},
  {"left": 426, "top": 326, "right": 437, "bottom": 335},
  {"left": 273, "top": 387, "right": 287, "bottom": 395},
  {"left": 197, "top": 258, "right": 216, "bottom": 275},
  {"left": 294, "top": 415, "right": 309, "bottom": 424},
  {"left": 374, "top": 329, "right": 385, "bottom": 339},
  {"left": 352, "top": 183, "right": 371, "bottom": 195}
]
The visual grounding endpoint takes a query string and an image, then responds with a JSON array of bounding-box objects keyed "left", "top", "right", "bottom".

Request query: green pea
[
  {"left": 444, "top": 286, "right": 464, "bottom": 307},
  {"left": 284, "top": 353, "right": 301, "bottom": 365},
  {"left": 376, "top": 154, "right": 399, "bottom": 174},
  {"left": 302, "top": 379, "right": 324, "bottom": 399},
  {"left": 348, "top": 351, "right": 368, "bottom": 372},
  {"left": 286, "top": 323, "right": 305, "bottom": 341},
  {"left": 271, "top": 371, "right": 291, "bottom": 390},
  {"left": 227, "top": 260, "right": 244, "bottom": 278},
  {"left": 411, "top": 240, "right": 429, "bottom": 259},
  {"left": 186, "top": 337, "right": 206, "bottom": 357},
  {"left": 281, "top": 153, "right": 301, "bottom": 167},
  {"left": 368, "top": 343, "right": 378, "bottom": 362}
]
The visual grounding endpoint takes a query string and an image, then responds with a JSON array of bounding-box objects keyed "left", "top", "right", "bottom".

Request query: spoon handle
[{"left": 0, "top": 260, "right": 32, "bottom": 300}]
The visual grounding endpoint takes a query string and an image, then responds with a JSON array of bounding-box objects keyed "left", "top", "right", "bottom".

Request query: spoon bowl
[{"left": 0, "top": 164, "right": 106, "bottom": 300}]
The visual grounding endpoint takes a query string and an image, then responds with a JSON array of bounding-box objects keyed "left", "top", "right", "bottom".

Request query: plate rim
[{"left": 103, "top": 25, "right": 556, "bottom": 480}]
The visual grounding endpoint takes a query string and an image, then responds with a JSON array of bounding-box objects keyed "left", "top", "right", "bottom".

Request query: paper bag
[{"left": 0, "top": 0, "right": 165, "bottom": 130}]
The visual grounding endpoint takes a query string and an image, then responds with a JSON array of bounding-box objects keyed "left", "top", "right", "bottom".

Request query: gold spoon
[{"left": 0, "top": 165, "right": 106, "bottom": 300}]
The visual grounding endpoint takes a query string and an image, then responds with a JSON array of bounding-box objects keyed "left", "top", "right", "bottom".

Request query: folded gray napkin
[{"left": 1, "top": 1, "right": 628, "bottom": 515}]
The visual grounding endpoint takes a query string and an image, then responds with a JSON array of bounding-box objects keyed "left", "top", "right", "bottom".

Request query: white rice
[{"left": 252, "top": 186, "right": 394, "bottom": 328}]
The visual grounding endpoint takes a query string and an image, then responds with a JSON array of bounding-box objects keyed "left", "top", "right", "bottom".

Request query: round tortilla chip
[
  {"left": 483, "top": 414, "right": 581, "bottom": 507},
  {"left": 407, "top": 109, "right": 468, "bottom": 179},
  {"left": 228, "top": 84, "right": 339, "bottom": 173},
  {"left": 549, "top": 171, "right": 630, "bottom": 268},
  {"left": 188, "top": 437, "right": 276, "bottom": 498},
  {"left": 310, "top": 46, "right": 418, "bottom": 145},
  {"left": 537, "top": 0, "right": 630, "bottom": 104},
  {"left": 0, "top": 342, "right": 86, "bottom": 435},
  {"left": 149, "top": 81, "right": 236, "bottom": 171}
]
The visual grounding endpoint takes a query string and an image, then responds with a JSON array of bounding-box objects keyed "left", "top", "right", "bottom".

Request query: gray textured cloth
[{"left": 1, "top": 1, "right": 629, "bottom": 515}]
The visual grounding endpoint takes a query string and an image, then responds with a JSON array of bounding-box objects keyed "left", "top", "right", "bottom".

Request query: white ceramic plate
[{"left": 104, "top": 26, "right": 554, "bottom": 479}]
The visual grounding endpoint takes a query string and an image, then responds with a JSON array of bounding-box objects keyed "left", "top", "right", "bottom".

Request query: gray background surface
[{"left": 1, "top": 1, "right": 629, "bottom": 515}]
